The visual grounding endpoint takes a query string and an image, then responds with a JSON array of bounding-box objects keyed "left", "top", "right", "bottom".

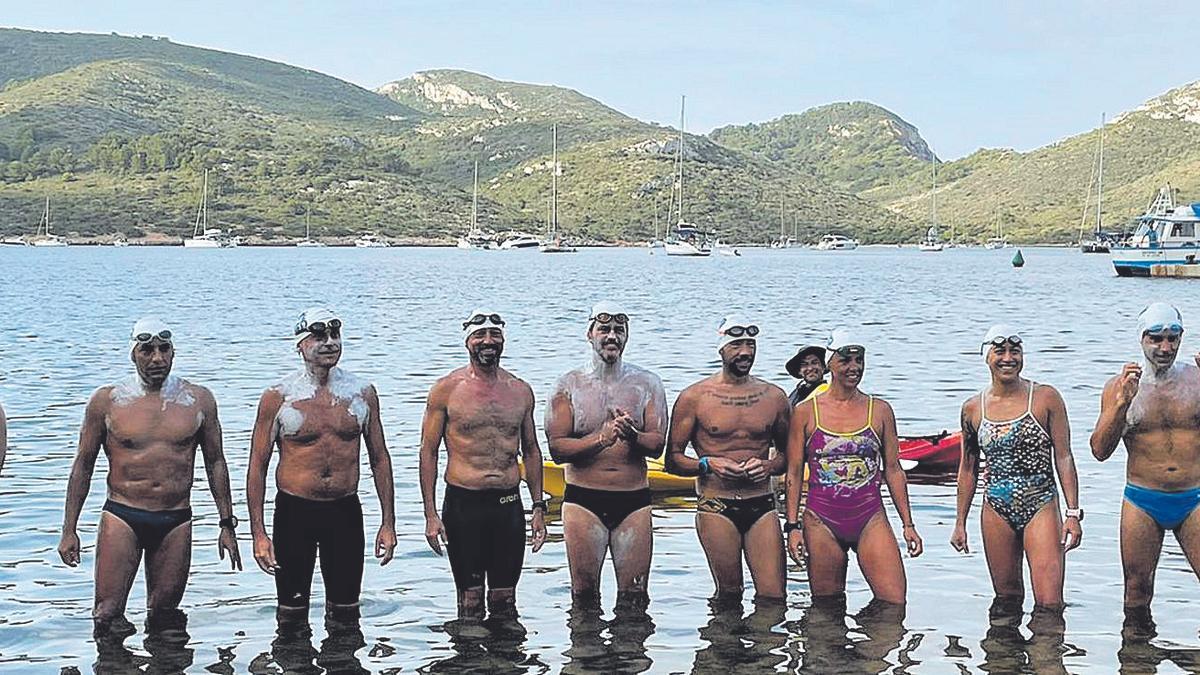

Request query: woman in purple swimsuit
[{"left": 784, "top": 329, "right": 923, "bottom": 605}]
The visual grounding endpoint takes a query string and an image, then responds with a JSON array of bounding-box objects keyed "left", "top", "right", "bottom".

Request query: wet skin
[
  {"left": 785, "top": 350, "right": 922, "bottom": 606},
  {"left": 952, "top": 341, "right": 1081, "bottom": 610},
  {"left": 1091, "top": 330, "right": 1200, "bottom": 612},
  {"left": 419, "top": 326, "right": 547, "bottom": 617},
  {"left": 666, "top": 338, "right": 791, "bottom": 600},
  {"left": 58, "top": 338, "right": 240, "bottom": 627},
  {"left": 247, "top": 324, "right": 397, "bottom": 603},
  {"left": 546, "top": 318, "right": 668, "bottom": 607}
]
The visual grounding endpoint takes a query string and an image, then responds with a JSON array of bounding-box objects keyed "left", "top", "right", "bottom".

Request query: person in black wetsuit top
[
  {"left": 58, "top": 318, "right": 241, "bottom": 636},
  {"left": 419, "top": 309, "right": 547, "bottom": 618},
  {"left": 786, "top": 344, "right": 827, "bottom": 408},
  {"left": 247, "top": 308, "right": 396, "bottom": 621}
]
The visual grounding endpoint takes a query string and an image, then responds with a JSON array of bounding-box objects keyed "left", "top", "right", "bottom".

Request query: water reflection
[
  {"left": 562, "top": 605, "right": 655, "bottom": 674},
  {"left": 978, "top": 597, "right": 1069, "bottom": 674},
  {"left": 793, "top": 597, "right": 913, "bottom": 673},
  {"left": 692, "top": 597, "right": 788, "bottom": 671},
  {"left": 420, "top": 614, "right": 546, "bottom": 674},
  {"left": 1117, "top": 607, "right": 1200, "bottom": 674},
  {"left": 93, "top": 609, "right": 194, "bottom": 675},
  {"left": 254, "top": 606, "right": 368, "bottom": 674}
]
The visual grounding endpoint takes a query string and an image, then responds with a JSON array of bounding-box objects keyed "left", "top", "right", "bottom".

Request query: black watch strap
[
  {"left": 531, "top": 500, "right": 548, "bottom": 513},
  {"left": 219, "top": 515, "right": 239, "bottom": 530},
  {"left": 783, "top": 521, "right": 801, "bottom": 534}
]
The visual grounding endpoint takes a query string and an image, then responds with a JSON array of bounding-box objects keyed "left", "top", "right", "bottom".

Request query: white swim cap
[
  {"left": 1137, "top": 302, "right": 1183, "bottom": 337},
  {"left": 717, "top": 315, "right": 759, "bottom": 350},
  {"left": 463, "top": 309, "right": 505, "bottom": 341},
  {"left": 294, "top": 307, "right": 342, "bottom": 346},
  {"left": 826, "top": 328, "right": 867, "bottom": 363},
  {"left": 129, "top": 317, "right": 173, "bottom": 356},
  {"left": 981, "top": 324, "right": 1023, "bottom": 355},
  {"left": 589, "top": 301, "right": 629, "bottom": 324}
]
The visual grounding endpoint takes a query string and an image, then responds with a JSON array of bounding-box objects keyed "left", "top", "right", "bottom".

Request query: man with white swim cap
[
  {"left": 420, "top": 309, "right": 547, "bottom": 618},
  {"left": 666, "top": 315, "right": 791, "bottom": 601},
  {"left": 545, "top": 301, "right": 668, "bottom": 610},
  {"left": 58, "top": 318, "right": 241, "bottom": 639},
  {"left": 247, "top": 307, "right": 396, "bottom": 623},
  {"left": 1092, "top": 302, "right": 1200, "bottom": 626}
]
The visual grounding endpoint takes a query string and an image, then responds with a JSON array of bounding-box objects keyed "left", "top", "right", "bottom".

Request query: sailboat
[
  {"left": 664, "top": 96, "right": 712, "bottom": 257},
  {"left": 771, "top": 196, "right": 794, "bottom": 248},
  {"left": 539, "top": 124, "right": 577, "bottom": 253},
  {"left": 918, "top": 157, "right": 943, "bottom": 251},
  {"left": 1080, "top": 113, "right": 1114, "bottom": 253},
  {"left": 457, "top": 161, "right": 496, "bottom": 250},
  {"left": 648, "top": 197, "right": 665, "bottom": 251},
  {"left": 184, "top": 169, "right": 225, "bottom": 248},
  {"left": 31, "top": 197, "right": 68, "bottom": 247},
  {"left": 296, "top": 206, "right": 326, "bottom": 247}
]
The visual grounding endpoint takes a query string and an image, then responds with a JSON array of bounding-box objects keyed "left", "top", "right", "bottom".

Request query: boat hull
[
  {"left": 184, "top": 238, "right": 222, "bottom": 248},
  {"left": 1111, "top": 246, "right": 1200, "bottom": 276},
  {"left": 664, "top": 241, "right": 711, "bottom": 256}
]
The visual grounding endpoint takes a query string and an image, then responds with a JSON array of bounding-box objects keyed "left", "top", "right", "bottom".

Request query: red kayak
[{"left": 898, "top": 431, "right": 962, "bottom": 472}]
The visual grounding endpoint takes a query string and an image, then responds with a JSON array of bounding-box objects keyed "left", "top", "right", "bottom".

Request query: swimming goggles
[
  {"left": 833, "top": 345, "right": 865, "bottom": 358},
  {"left": 463, "top": 313, "right": 505, "bottom": 330},
  {"left": 133, "top": 330, "right": 173, "bottom": 343},
  {"left": 590, "top": 312, "right": 629, "bottom": 324},
  {"left": 295, "top": 318, "right": 342, "bottom": 337},
  {"left": 721, "top": 325, "right": 759, "bottom": 338},
  {"left": 986, "top": 335, "right": 1023, "bottom": 348},
  {"left": 1143, "top": 322, "right": 1183, "bottom": 335}
]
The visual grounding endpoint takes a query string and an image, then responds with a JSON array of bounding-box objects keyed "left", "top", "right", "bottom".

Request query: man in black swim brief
[
  {"left": 545, "top": 301, "right": 668, "bottom": 609},
  {"left": 59, "top": 318, "right": 241, "bottom": 635}
]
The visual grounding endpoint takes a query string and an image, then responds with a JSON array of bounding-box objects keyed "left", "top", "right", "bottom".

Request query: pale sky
[{"left": 5, "top": 0, "right": 1197, "bottom": 158}]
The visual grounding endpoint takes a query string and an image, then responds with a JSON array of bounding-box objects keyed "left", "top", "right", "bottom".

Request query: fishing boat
[
  {"left": 31, "top": 197, "right": 68, "bottom": 247},
  {"left": 1079, "top": 114, "right": 1119, "bottom": 253},
  {"left": 183, "top": 170, "right": 228, "bottom": 248},
  {"left": 354, "top": 233, "right": 389, "bottom": 248},
  {"left": 457, "top": 161, "right": 497, "bottom": 250},
  {"left": 539, "top": 124, "right": 577, "bottom": 254},
  {"left": 814, "top": 234, "right": 859, "bottom": 251},
  {"left": 664, "top": 96, "right": 712, "bottom": 257},
  {"left": 1110, "top": 185, "right": 1200, "bottom": 276},
  {"left": 296, "top": 207, "right": 326, "bottom": 247}
]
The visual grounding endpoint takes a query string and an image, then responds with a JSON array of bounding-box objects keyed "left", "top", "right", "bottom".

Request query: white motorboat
[
  {"left": 111, "top": 238, "right": 130, "bottom": 247},
  {"left": 354, "top": 234, "right": 389, "bottom": 248},
  {"left": 1, "top": 236, "right": 29, "bottom": 247},
  {"left": 499, "top": 233, "right": 540, "bottom": 249},
  {"left": 1111, "top": 185, "right": 1200, "bottom": 276},
  {"left": 714, "top": 239, "right": 740, "bottom": 256},
  {"left": 815, "top": 234, "right": 859, "bottom": 251},
  {"left": 31, "top": 197, "right": 68, "bottom": 247}
]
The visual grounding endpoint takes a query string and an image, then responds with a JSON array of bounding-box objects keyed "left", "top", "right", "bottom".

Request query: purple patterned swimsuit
[{"left": 805, "top": 396, "right": 884, "bottom": 550}]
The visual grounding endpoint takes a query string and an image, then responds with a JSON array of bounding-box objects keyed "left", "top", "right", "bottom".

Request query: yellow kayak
[{"left": 521, "top": 457, "right": 696, "bottom": 498}]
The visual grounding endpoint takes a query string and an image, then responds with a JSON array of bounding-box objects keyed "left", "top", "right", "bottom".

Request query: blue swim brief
[{"left": 1124, "top": 483, "right": 1200, "bottom": 530}]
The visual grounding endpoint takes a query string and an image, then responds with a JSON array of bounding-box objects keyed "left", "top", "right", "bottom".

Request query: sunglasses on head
[
  {"left": 134, "top": 330, "right": 172, "bottom": 343},
  {"left": 591, "top": 312, "right": 629, "bottom": 325},
  {"left": 723, "top": 325, "right": 759, "bottom": 338},
  {"left": 988, "top": 335, "right": 1023, "bottom": 348},
  {"left": 463, "top": 313, "right": 504, "bottom": 330},
  {"left": 296, "top": 318, "right": 342, "bottom": 337},
  {"left": 1144, "top": 323, "right": 1183, "bottom": 336},
  {"left": 834, "top": 345, "right": 864, "bottom": 359}
]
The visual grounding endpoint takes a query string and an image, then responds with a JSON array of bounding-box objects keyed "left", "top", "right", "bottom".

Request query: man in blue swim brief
[{"left": 1092, "top": 302, "right": 1200, "bottom": 619}]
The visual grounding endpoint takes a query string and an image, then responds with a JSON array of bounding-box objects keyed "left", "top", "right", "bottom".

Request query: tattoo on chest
[{"left": 712, "top": 390, "right": 765, "bottom": 407}]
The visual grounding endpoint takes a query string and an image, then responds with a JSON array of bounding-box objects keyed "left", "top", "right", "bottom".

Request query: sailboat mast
[
  {"left": 1096, "top": 113, "right": 1105, "bottom": 234},
  {"left": 932, "top": 157, "right": 937, "bottom": 234},
  {"left": 44, "top": 196, "right": 50, "bottom": 236},
  {"left": 780, "top": 195, "right": 785, "bottom": 238},
  {"left": 472, "top": 160, "right": 479, "bottom": 235},
  {"left": 552, "top": 124, "right": 558, "bottom": 236},
  {"left": 677, "top": 95, "right": 685, "bottom": 224}
]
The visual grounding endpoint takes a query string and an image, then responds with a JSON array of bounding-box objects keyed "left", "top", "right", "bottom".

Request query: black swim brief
[
  {"left": 697, "top": 494, "right": 777, "bottom": 535},
  {"left": 563, "top": 484, "right": 651, "bottom": 530},
  {"left": 273, "top": 491, "right": 364, "bottom": 608},
  {"left": 102, "top": 499, "right": 192, "bottom": 554},
  {"left": 441, "top": 484, "right": 525, "bottom": 591}
]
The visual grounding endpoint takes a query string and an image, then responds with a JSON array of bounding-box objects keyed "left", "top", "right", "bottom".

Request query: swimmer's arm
[
  {"left": 878, "top": 401, "right": 916, "bottom": 528},
  {"left": 62, "top": 389, "right": 108, "bottom": 533},
  {"left": 1045, "top": 387, "right": 1080, "bottom": 511},
  {"left": 519, "top": 384, "right": 544, "bottom": 502},
  {"left": 954, "top": 399, "right": 982, "bottom": 528},
  {"left": 418, "top": 380, "right": 450, "bottom": 519},
  {"left": 196, "top": 388, "right": 235, "bottom": 524},
  {"left": 362, "top": 386, "right": 395, "bottom": 529},
  {"left": 0, "top": 400, "right": 7, "bottom": 476},
  {"left": 630, "top": 380, "right": 668, "bottom": 459},
  {"left": 784, "top": 400, "right": 813, "bottom": 523},
  {"left": 545, "top": 388, "right": 610, "bottom": 464},
  {"left": 665, "top": 389, "right": 701, "bottom": 476},
  {"left": 767, "top": 388, "right": 791, "bottom": 476},
  {"left": 1090, "top": 376, "right": 1127, "bottom": 462},
  {"left": 247, "top": 388, "right": 283, "bottom": 539}
]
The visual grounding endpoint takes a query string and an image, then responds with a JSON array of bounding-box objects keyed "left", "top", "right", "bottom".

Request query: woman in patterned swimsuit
[{"left": 952, "top": 325, "right": 1083, "bottom": 610}]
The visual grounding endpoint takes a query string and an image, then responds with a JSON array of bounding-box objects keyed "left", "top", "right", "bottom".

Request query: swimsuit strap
[
  {"left": 1026, "top": 381, "right": 1037, "bottom": 415},
  {"left": 813, "top": 394, "right": 821, "bottom": 427},
  {"left": 814, "top": 393, "right": 874, "bottom": 436}
]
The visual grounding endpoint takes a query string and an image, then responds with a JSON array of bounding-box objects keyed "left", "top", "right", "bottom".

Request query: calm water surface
[{"left": 1, "top": 246, "right": 1199, "bottom": 673}]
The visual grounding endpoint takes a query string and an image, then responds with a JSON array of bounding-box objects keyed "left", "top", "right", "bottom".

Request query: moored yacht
[
  {"left": 1110, "top": 185, "right": 1200, "bottom": 276},
  {"left": 815, "top": 234, "right": 859, "bottom": 251},
  {"left": 31, "top": 197, "right": 68, "bottom": 247}
]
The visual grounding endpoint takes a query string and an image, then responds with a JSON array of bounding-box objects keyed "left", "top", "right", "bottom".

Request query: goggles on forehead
[
  {"left": 833, "top": 345, "right": 865, "bottom": 359},
  {"left": 1144, "top": 322, "right": 1183, "bottom": 336},
  {"left": 590, "top": 312, "right": 628, "bottom": 325},
  {"left": 987, "top": 335, "right": 1023, "bottom": 348},
  {"left": 722, "top": 325, "right": 759, "bottom": 338},
  {"left": 463, "top": 313, "right": 505, "bottom": 330},
  {"left": 296, "top": 318, "right": 342, "bottom": 336},
  {"left": 134, "top": 330, "right": 173, "bottom": 343}
]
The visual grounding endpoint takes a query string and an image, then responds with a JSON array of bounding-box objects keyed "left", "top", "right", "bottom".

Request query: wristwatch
[
  {"left": 1064, "top": 507, "right": 1084, "bottom": 521},
  {"left": 698, "top": 456, "right": 712, "bottom": 476},
  {"left": 219, "top": 515, "right": 239, "bottom": 530},
  {"left": 531, "top": 500, "right": 549, "bottom": 513},
  {"left": 783, "top": 521, "right": 801, "bottom": 534}
]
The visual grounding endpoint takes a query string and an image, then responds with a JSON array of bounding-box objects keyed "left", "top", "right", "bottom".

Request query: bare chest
[
  {"left": 448, "top": 389, "right": 527, "bottom": 435},
  {"left": 106, "top": 401, "right": 203, "bottom": 452}
]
